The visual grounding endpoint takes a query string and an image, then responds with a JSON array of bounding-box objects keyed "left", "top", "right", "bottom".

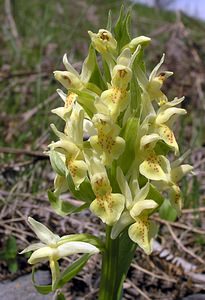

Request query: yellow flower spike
[
  {"left": 88, "top": 29, "right": 117, "bottom": 54},
  {"left": 128, "top": 200, "right": 158, "bottom": 254},
  {"left": 85, "top": 154, "right": 125, "bottom": 225},
  {"left": 89, "top": 114, "right": 125, "bottom": 166}
]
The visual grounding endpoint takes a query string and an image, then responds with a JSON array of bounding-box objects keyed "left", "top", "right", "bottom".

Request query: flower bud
[
  {"left": 88, "top": 29, "right": 117, "bottom": 54},
  {"left": 128, "top": 36, "right": 151, "bottom": 52}
]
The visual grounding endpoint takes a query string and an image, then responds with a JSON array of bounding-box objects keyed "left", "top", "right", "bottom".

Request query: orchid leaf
[
  {"left": 32, "top": 267, "right": 52, "bottom": 295},
  {"left": 57, "top": 254, "right": 91, "bottom": 288}
]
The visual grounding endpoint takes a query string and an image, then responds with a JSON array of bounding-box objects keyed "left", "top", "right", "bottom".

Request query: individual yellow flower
[
  {"left": 49, "top": 105, "right": 87, "bottom": 188},
  {"left": 139, "top": 149, "right": 171, "bottom": 182},
  {"left": 21, "top": 217, "right": 99, "bottom": 290},
  {"left": 139, "top": 135, "right": 192, "bottom": 214},
  {"left": 111, "top": 168, "right": 158, "bottom": 254},
  {"left": 168, "top": 163, "right": 193, "bottom": 215},
  {"left": 95, "top": 64, "right": 132, "bottom": 120},
  {"left": 89, "top": 114, "right": 125, "bottom": 166},
  {"left": 51, "top": 89, "right": 78, "bottom": 120},
  {"left": 128, "top": 199, "right": 158, "bottom": 254},
  {"left": 53, "top": 49, "right": 99, "bottom": 117},
  {"left": 54, "top": 54, "right": 83, "bottom": 90},
  {"left": 136, "top": 54, "right": 173, "bottom": 105},
  {"left": 140, "top": 97, "right": 187, "bottom": 154},
  {"left": 85, "top": 154, "right": 125, "bottom": 225}
]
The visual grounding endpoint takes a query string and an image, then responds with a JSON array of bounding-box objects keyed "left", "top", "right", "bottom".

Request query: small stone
[{"left": 0, "top": 271, "right": 53, "bottom": 300}]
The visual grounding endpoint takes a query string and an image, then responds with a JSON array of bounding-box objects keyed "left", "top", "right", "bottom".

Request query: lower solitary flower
[{"left": 21, "top": 217, "right": 99, "bottom": 290}]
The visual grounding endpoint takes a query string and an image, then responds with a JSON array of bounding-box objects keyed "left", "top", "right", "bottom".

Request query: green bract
[{"left": 22, "top": 8, "right": 192, "bottom": 298}]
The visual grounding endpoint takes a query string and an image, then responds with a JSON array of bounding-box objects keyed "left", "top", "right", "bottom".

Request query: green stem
[
  {"left": 99, "top": 227, "right": 137, "bottom": 300},
  {"left": 99, "top": 226, "right": 119, "bottom": 300}
]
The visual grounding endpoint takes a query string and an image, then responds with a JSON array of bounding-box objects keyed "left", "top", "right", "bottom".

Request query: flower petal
[
  {"left": 63, "top": 54, "right": 80, "bottom": 78},
  {"left": 54, "top": 174, "right": 69, "bottom": 196},
  {"left": 171, "top": 164, "right": 193, "bottom": 183},
  {"left": 133, "top": 182, "right": 150, "bottom": 203},
  {"left": 162, "top": 96, "right": 185, "bottom": 108},
  {"left": 53, "top": 71, "right": 83, "bottom": 90},
  {"left": 90, "top": 193, "right": 125, "bottom": 226},
  {"left": 140, "top": 133, "right": 161, "bottom": 149},
  {"left": 50, "top": 258, "right": 60, "bottom": 291},
  {"left": 57, "top": 241, "right": 99, "bottom": 257},
  {"left": 116, "top": 167, "right": 133, "bottom": 209},
  {"left": 28, "top": 246, "right": 54, "bottom": 264},
  {"left": 139, "top": 152, "right": 170, "bottom": 182},
  {"left": 20, "top": 243, "right": 45, "bottom": 254},
  {"left": 130, "top": 199, "right": 158, "bottom": 219},
  {"left": 111, "top": 211, "right": 134, "bottom": 239},
  {"left": 157, "top": 124, "right": 179, "bottom": 154},
  {"left": 28, "top": 217, "right": 60, "bottom": 245},
  {"left": 149, "top": 54, "right": 165, "bottom": 81},
  {"left": 51, "top": 107, "right": 70, "bottom": 120},
  {"left": 56, "top": 89, "right": 67, "bottom": 102},
  {"left": 128, "top": 219, "right": 158, "bottom": 254},
  {"left": 156, "top": 107, "right": 187, "bottom": 124},
  {"left": 170, "top": 185, "right": 182, "bottom": 216},
  {"left": 111, "top": 65, "right": 132, "bottom": 89},
  {"left": 68, "top": 159, "right": 87, "bottom": 188},
  {"left": 117, "top": 48, "right": 132, "bottom": 67},
  {"left": 98, "top": 88, "right": 129, "bottom": 120}
]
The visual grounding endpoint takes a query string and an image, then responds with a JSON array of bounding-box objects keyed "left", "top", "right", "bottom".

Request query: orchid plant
[{"left": 22, "top": 9, "right": 192, "bottom": 300}]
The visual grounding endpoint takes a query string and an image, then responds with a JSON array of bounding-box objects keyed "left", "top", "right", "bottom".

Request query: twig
[
  {"left": 0, "top": 147, "right": 48, "bottom": 159},
  {"left": 152, "top": 216, "right": 205, "bottom": 235},
  {"left": 126, "top": 279, "right": 152, "bottom": 300},
  {"left": 166, "top": 222, "right": 205, "bottom": 265},
  {"left": 182, "top": 207, "right": 205, "bottom": 214},
  {"left": 21, "top": 92, "right": 57, "bottom": 123},
  {"left": 131, "top": 262, "right": 176, "bottom": 283},
  {"left": 0, "top": 70, "right": 51, "bottom": 80}
]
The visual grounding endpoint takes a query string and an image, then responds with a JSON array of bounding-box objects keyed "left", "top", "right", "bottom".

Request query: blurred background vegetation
[{"left": 0, "top": 0, "right": 205, "bottom": 299}]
